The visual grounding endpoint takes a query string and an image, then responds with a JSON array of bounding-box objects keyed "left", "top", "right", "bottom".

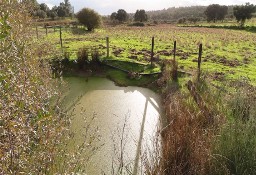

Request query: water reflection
[{"left": 62, "top": 77, "right": 163, "bottom": 174}]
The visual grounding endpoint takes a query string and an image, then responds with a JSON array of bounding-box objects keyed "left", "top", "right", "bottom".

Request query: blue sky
[{"left": 38, "top": 0, "right": 256, "bottom": 15}]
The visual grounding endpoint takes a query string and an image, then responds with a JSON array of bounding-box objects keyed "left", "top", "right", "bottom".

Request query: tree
[
  {"left": 48, "top": 10, "right": 58, "bottom": 20},
  {"left": 110, "top": 12, "right": 117, "bottom": 20},
  {"left": 64, "top": 0, "right": 73, "bottom": 16},
  {"left": 35, "top": 9, "right": 47, "bottom": 18},
  {"left": 233, "top": 3, "right": 256, "bottom": 27},
  {"left": 204, "top": 4, "right": 228, "bottom": 22},
  {"left": 39, "top": 3, "right": 49, "bottom": 12},
  {"left": 76, "top": 8, "right": 102, "bottom": 31},
  {"left": 56, "top": 3, "right": 67, "bottom": 17},
  {"left": 116, "top": 9, "right": 128, "bottom": 22},
  {"left": 134, "top": 9, "right": 148, "bottom": 22}
]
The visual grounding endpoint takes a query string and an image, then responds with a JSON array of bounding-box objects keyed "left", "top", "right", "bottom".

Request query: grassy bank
[{"left": 38, "top": 24, "right": 256, "bottom": 87}]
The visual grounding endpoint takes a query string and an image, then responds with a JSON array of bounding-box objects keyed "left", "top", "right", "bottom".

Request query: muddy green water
[{"left": 62, "top": 77, "right": 163, "bottom": 174}]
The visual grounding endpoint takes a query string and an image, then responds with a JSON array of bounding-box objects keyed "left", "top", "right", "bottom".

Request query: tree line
[
  {"left": 31, "top": 0, "right": 73, "bottom": 19},
  {"left": 31, "top": 0, "right": 256, "bottom": 31},
  {"left": 204, "top": 3, "right": 256, "bottom": 26}
]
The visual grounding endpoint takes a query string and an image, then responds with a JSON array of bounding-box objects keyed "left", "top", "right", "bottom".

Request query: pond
[{"left": 62, "top": 76, "right": 163, "bottom": 174}]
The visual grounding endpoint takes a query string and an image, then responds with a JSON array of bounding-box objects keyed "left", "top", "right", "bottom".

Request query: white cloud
[{"left": 37, "top": 0, "right": 256, "bottom": 15}]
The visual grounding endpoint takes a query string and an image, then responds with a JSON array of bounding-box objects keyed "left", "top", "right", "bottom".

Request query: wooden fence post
[
  {"left": 45, "top": 27, "right": 48, "bottom": 36},
  {"left": 36, "top": 26, "right": 38, "bottom": 39},
  {"left": 173, "top": 40, "right": 176, "bottom": 62},
  {"left": 60, "top": 26, "right": 63, "bottom": 48},
  {"left": 106, "top": 36, "right": 109, "bottom": 58},
  {"left": 198, "top": 43, "right": 203, "bottom": 80},
  {"left": 54, "top": 26, "right": 56, "bottom": 32},
  {"left": 151, "top": 36, "right": 155, "bottom": 67}
]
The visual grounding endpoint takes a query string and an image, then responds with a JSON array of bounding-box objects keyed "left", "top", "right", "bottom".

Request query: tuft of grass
[{"left": 210, "top": 84, "right": 256, "bottom": 175}]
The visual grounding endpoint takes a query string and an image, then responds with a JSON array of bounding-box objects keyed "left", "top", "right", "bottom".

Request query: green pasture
[{"left": 37, "top": 24, "right": 256, "bottom": 86}]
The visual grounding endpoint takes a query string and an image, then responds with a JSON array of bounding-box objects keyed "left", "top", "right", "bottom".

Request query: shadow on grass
[{"left": 70, "top": 27, "right": 94, "bottom": 35}]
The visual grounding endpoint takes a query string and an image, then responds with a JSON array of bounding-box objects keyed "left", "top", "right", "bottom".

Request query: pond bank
[{"left": 59, "top": 63, "right": 161, "bottom": 92}]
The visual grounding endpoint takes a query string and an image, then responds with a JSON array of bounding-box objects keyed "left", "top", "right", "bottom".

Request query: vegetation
[
  {"left": 32, "top": 0, "right": 73, "bottom": 19},
  {"left": 1, "top": 1, "right": 67, "bottom": 174},
  {"left": 2, "top": 0, "right": 256, "bottom": 174},
  {"left": 147, "top": 6, "right": 207, "bottom": 22},
  {"left": 134, "top": 9, "right": 148, "bottom": 22},
  {"left": 233, "top": 3, "right": 256, "bottom": 26},
  {"left": 204, "top": 4, "right": 228, "bottom": 22},
  {"left": 76, "top": 8, "right": 102, "bottom": 31},
  {"left": 0, "top": 1, "right": 96, "bottom": 174},
  {"left": 112, "top": 9, "right": 129, "bottom": 22}
]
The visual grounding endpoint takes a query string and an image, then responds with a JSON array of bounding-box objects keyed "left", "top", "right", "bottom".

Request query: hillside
[{"left": 146, "top": 6, "right": 234, "bottom": 22}]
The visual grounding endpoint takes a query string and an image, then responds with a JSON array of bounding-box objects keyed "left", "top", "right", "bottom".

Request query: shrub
[
  {"left": 0, "top": 2, "right": 72, "bottom": 174},
  {"left": 76, "top": 8, "right": 102, "bottom": 31},
  {"left": 77, "top": 47, "right": 89, "bottom": 69},
  {"left": 91, "top": 49, "right": 101, "bottom": 64}
]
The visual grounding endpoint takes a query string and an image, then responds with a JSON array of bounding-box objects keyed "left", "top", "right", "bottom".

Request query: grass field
[{"left": 38, "top": 24, "right": 256, "bottom": 86}]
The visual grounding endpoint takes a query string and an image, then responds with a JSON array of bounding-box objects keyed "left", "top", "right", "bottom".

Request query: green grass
[
  {"left": 38, "top": 24, "right": 256, "bottom": 86},
  {"left": 105, "top": 69, "right": 158, "bottom": 87},
  {"left": 103, "top": 59, "right": 161, "bottom": 74}
]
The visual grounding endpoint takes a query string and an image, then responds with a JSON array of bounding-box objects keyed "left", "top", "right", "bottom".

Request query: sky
[{"left": 38, "top": 0, "right": 256, "bottom": 15}]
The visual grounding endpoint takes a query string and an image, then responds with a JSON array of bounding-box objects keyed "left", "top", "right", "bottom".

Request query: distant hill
[{"left": 145, "top": 6, "right": 234, "bottom": 22}]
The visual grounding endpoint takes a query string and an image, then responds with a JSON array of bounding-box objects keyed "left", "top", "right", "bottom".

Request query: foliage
[
  {"left": 233, "top": 3, "right": 256, "bottom": 26},
  {"left": 147, "top": 6, "right": 207, "bottom": 22},
  {"left": 56, "top": 1, "right": 73, "bottom": 18},
  {"left": 77, "top": 47, "right": 89, "bottom": 69},
  {"left": 177, "top": 17, "right": 186, "bottom": 24},
  {"left": 110, "top": 12, "right": 117, "bottom": 20},
  {"left": 204, "top": 4, "right": 228, "bottom": 22},
  {"left": 39, "top": 3, "right": 49, "bottom": 12},
  {"left": 32, "top": 0, "right": 73, "bottom": 19},
  {"left": 76, "top": 8, "right": 102, "bottom": 31},
  {"left": 48, "top": 10, "right": 58, "bottom": 20},
  {"left": 1, "top": 1, "right": 58, "bottom": 174},
  {"left": 0, "top": 1, "right": 86, "bottom": 174},
  {"left": 35, "top": 9, "right": 47, "bottom": 19},
  {"left": 116, "top": 9, "right": 129, "bottom": 22},
  {"left": 134, "top": 9, "right": 148, "bottom": 22}
]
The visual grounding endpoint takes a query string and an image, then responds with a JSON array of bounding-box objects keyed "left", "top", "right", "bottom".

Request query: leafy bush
[
  {"left": 76, "top": 8, "right": 102, "bottom": 31},
  {"left": 77, "top": 47, "right": 89, "bottom": 69}
]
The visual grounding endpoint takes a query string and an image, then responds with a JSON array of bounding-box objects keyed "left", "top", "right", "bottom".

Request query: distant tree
[
  {"left": 177, "top": 17, "right": 186, "bottom": 24},
  {"left": 54, "top": 1, "right": 74, "bottom": 18},
  {"left": 116, "top": 9, "right": 128, "bottom": 22},
  {"left": 39, "top": 3, "right": 49, "bottom": 12},
  {"left": 64, "top": 0, "right": 73, "bottom": 16},
  {"left": 56, "top": 3, "right": 67, "bottom": 17},
  {"left": 204, "top": 4, "right": 228, "bottom": 22},
  {"left": 48, "top": 10, "right": 58, "bottom": 20},
  {"left": 134, "top": 9, "right": 148, "bottom": 22},
  {"left": 76, "top": 8, "right": 102, "bottom": 31},
  {"left": 233, "top": 3, "right": 256, "bottom": 27},
  {"left": 35, "top": 9, "right": 47, "bottom": 19},
  {"left": 110, "top": 12, "right": 117, "bottom": 20},
  {"left": 188, "top": 17, "right": 200, "bottom": 24}
]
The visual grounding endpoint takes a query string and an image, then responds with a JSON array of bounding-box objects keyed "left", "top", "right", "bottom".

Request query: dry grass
[{"left": 161, "top": 93, "right": 214, "bottom": 175}]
